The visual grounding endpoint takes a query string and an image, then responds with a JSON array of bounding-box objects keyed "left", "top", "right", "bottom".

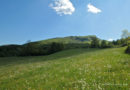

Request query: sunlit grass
[{"left": 0, "top": 47, "right": 129, "bottom": 90}]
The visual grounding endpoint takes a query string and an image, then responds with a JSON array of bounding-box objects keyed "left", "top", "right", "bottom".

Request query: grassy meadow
[{"left": 0, "top": 47, "right": 129, "bottom": 90}]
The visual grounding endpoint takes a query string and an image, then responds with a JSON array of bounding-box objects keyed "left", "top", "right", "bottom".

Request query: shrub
[
  {"left": 91, "top": 37, "right": 100, "bottom": 48},
  {"left": 125, "top": 45, "right": 130, "bottom": 54},
  {"left": 0, "top": 45, "right": 22, "bottom": 57},
  {"left": 107, "top": 42, "right": 114, "bottom": 48},
  {"left": 49, "top": 42, "right": 64, "bottom": 54},
  {"left": 101, "top": 40, "right": 107, "bottom": 48}
]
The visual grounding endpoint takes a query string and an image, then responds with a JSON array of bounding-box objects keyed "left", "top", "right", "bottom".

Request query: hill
[
  {"left": 0, "top": 35, "right": 101, "bottom": 57},
  {"left": 0, "top": 47, "right": 129, "bottom": 89},
  {"left": 32, "top": 35, "right": 98, "bottom": 45}
]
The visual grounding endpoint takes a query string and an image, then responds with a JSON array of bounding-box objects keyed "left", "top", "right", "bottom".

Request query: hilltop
[
  {"left": 0, "top": 35, "right": 101, "bottom": 57},
  {"left": 0, "top": 35, "right": 129, "bottom": 57},
  {"left": 29, "top": 35, "right": 98, "bottom": 45}
]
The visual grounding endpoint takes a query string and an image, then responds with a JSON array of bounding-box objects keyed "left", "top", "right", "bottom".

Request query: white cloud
[
  {"left": 49, "top": 0, "right": 75, "bottom": 15},
  {"left": 108, "top": 38, "right": 114, "bottom": 41},
  {"left": 87, "top": 3, "right": 102, "bottom": 14}
]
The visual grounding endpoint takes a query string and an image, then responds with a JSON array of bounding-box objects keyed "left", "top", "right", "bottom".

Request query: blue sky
[{"left": 0, "top": 0, "right": 130, "bottom": 45}]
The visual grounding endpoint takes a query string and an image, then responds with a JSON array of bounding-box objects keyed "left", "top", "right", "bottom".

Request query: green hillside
[
  {"left": 0, "top": 35, "right": 101, "bottom": 57},
  {"left": 0, "top": 47, "right": 129, "bottom": 90},
  {"left": 31, "top": 35, "right": 98, "bottom": 45}
]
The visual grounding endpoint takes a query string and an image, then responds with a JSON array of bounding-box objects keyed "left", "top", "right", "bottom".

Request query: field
[{"left": 0, "top": 47, "right": 129, "bottom": 90}]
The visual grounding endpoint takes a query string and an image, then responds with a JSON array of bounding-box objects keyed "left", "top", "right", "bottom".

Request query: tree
[
  {"left": 107, "top": 42, "right": 114, "bottom": 48},
  {"left": 122, "top": 30, "right": 130, "bottom": 39},
  {"left": 49, "top": 42, "right": 64, "bottom": 54},
  {"left": 126, "top": 37, "right": 130, "bottom": 45},
  {"left": 91, "top": 37, "right": 100, "bottom": 48},
  {"left": 101, "top": 40, "right": 107, "bottom": 48},
  {"left": 112, "top": 40, "right": 117, "bottom": 45},
  {"left": 125, "top": 45, "right": 130, "bottom": 54},
  {"left": 20, "top": 41, "right": 41, "bottom": 56},
  {"left": 120, "top": 38, "right": 127, "bottom": 46},
  {"left": 125, "top": 37, "right": 130, "bottom": 54}
]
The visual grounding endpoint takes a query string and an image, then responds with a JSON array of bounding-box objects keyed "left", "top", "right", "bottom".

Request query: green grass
[
  {"left": 0, "top": 47, "right": 129, "bottom": 90},
  {"left": 31, "top": 35, "right": 96, "bottom": 45}
]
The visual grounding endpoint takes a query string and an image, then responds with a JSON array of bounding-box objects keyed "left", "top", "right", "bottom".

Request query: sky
[{"left": 0, "top": 0, "right": 130, "bottom": 45}]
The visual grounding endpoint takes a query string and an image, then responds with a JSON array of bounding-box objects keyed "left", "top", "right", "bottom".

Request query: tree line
[{"left": 0, "top": 30, "right": 130, "bottom": 57}]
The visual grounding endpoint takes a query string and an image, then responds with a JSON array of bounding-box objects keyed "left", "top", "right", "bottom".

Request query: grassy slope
[
  {"left": 31, "top": 36, "right": 96, "bottom": 45},
  {"left": 0, "top": 47, "right": 129, "bottom": 90}
]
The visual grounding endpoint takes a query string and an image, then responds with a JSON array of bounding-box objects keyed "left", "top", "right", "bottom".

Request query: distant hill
[
  {"left": 0, "top": 35, "right": 101, "bottom": 57},
  {"left": 29, "top": 35, "right": 99, "bottom": 45}
]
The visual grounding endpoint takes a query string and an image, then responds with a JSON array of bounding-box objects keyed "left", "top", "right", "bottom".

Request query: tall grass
[{"left": 0, "top": 47, "right": 129, "bottom": 90}]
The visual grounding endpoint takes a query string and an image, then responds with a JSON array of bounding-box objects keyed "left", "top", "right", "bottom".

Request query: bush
[
  {"left": 20, "top": 44, "right": 41, "bottom": 56},
  {"left": 0, "top": 45, "right": 22, "bottom": 57},
  {"left": 91, "top": 37, "right": 100, "bottom": 48},
  {"left": 107, "top": 42, "right": 114, "bottom": 48},
  {"left": 101, "top": 40, "right": 107, "bottom": 48},
  {"left": 125, "top": 45, "right": 130, "bottom": 54},
  {"left": 49, "top": 42, "right": 64, "bottom": 54}
]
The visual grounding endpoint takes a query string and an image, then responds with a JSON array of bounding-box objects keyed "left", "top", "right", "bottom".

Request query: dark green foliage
[
  {"left": 49, "top": 42, "right": 64, "bottom": 54},
  {"left": 20, "top": 42, "right": 64, "bottom": 56},
  {"left": 112, "top": 40, "right": 117, "bottom": 45},
  {"left": 125, "top": 45, "right": 130, "bottom": 54},
  {"left": 101, "top": 40, "right": 108, "bottom": 48},
  {"left": 0, "top": 42, "right": 65, "bottom": 57},
  {"left": 107, "top": 42, "right": 114, "bottom": 48},
  {"left": 64, "top": 43, "right": 90, "bottom": 49},
  {"left": 125, "top": 37, "right": 130, "bottom": 54},
  {"left": 112, "top": 38, "right": 128, "bottom": 47},
  {"left": 0, "top": 36, "right": 97, "bottom": 57},
  {"left": 120, "top": 38, "right": 127, "bottom": 46},
  {"left": 0, "top": 35, "right": 127, "bottom": 57},
  {"left": 20, "top": 44, "right": 41, "bottom": 56},
  {"left": 100, "top": 40, "right": 114, "bottom": 48},
  {"left": 0, "top": 45, "right": 22, "bottom": 57},
  {"left": 91, "top": 37, "right": 100, "bottom": 48},
  {"left": 126, "top": 37, "right": 130, "bottom": 45}
]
